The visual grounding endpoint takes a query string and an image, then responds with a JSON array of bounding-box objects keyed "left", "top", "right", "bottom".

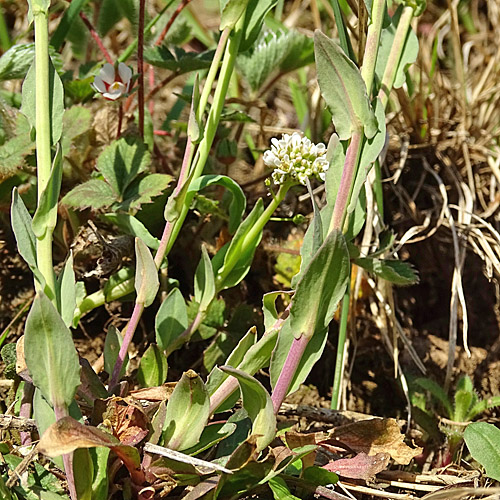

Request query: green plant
[
  {"left": 2, "top": 0, "right": 425, "bottom": 498},
  {"left": 412, "top": 375, "right": 500, "bottom": 464},
  {"left": 464, "top": 422, "right": 500, "bottom": 482}
]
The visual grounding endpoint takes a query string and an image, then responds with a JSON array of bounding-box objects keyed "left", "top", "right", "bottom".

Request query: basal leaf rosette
[{"left": 263, "top": 132, "right": 329, "bottom": 186}]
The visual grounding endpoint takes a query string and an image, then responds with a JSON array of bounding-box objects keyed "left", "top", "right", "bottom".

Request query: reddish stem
[
  {"left": 155, "top": 0, "right": 193, "bottom": 47},
  {"left": 110, "top": 302, "right": 145, "bottom": 387},
  {"left": 137, "top": 0, "right": 146, "bottom": 138},
  {"left": 117, "top": 102, "right": 123, "bottom": 139},
  {"left": 330, "top": 131, "right": 363, "bottom": 231},
  {"left": 154, "top": 137, "right": 192, "bottom": 267},
  {"left": 79, "top": 12, "right": 113, "bottom": 64},
  {"left": 271, "top": 334, "right": 309, "bottom": 414},
  {"left": 209, "top": 306, "right": 290, "bottom": 414}
]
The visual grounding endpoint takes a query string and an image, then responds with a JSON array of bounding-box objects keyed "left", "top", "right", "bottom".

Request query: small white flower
[
  {"left": 92, "top": 62, "right": 132, "bottom": 101},
  {"left": 263, "top": 132, "right": 329, "bottom": 186}
]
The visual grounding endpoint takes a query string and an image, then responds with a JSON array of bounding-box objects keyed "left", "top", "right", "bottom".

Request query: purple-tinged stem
[
  {"left": 19, "top": 382, "right": 34, "bottom": 445},
  {"left": 154, "top": 137, "right": 192, "bottom": 268},
  {"left": 271, "top": 334, "right": 309, "bottom": 414},
  {"left": 54, "top": 405, "right": 77, "bottom": 500},
  {"left": 209, "top": 306, "right": 290, "bottom": 414},
  {"left": 137, "top": 0, "right": 146, "bottom": 138},
  {"left": 329, "top": 131, "right": 363, "bottom": 232},
  {"left": 79, "top": 12, "right": 113, "bottom": 64},
  {"left": 110, "top": 302, "right": 145, "bottom": 387},
  {"left": 269, "top": 132, "right": 363, "bottom": 415}
]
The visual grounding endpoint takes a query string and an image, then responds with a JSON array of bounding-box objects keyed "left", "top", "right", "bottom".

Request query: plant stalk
[
  {"left": 165, "top": 23, "right": 243, "bottom": 255},
  {"left": 137, "top": 0, "right": 146, "bottom": 138},
  {"left": 53, "top": 405, "right": 77, "bottom": 500},
  {"left": 209, "top": 309, "right": 289, "bottom": 414},
  {"left": 331, "top": 272, "right": 350, "bottom": 409},
  {"left": 378, "top": 5, "right": 414, "bottom": 110},
  {"left": 73, "top": 23, "right": 238, "bottom": 318},
  {"left": 329, "top": 0, "right": 385, "bottom": 411},
  {"left": 360, "top": 0, "right": 386, "bottom": 98},
  {"left": 110, "top": 301, "right": 145, "bottom": 387},
  {"left": 329, "top": 131, "right": 364, "bottom": 232},
  {"left": 197, "top": 27, "right": 231, "bottom": 123},
  {"left": 33, "top": 6, "right": 56, "bottom": 298},
  {"left": 118, "top": 1, "right": 175, "bottom": 63},
  {"left": 106, "top": 22, "right": 244, "bottom": 379},
  {"left": 155, "top": 0, "right": 193, "bottom": 46},
  {"left": 271, "top": 334, "right": 309, "bottom": 414},
  {"left": 79, "top": 11, "right": 113, "bottom": 64}
]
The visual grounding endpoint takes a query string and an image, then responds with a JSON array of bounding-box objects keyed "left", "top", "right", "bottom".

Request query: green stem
[
  {"left": 75, "top": 277, "right": 135, "bottom": 318},
  {"left": 74, "top": 22, "right": 241, "bottom": 318},
  {"left": 378, "top": 5, "right": 414, "bottom": 110},
  {"left": 360, "top": 0, "right": 386, "bottom": 97},
  {"left": 331, "top": 271, "right": 350, "bottom": 409},
  {"left": 33, "top": 7, "right": 56, "bottom": 298},
  {"left": 215, "top": 183, "right": 290, "bottom": 289},
  {"left": 165, "top": 22, "right": 243, "bottom": 255},
  {"left": 164, "top": 184, "right": 289, "bottom": 355},
  {"left": 196, "top": 28, "right": 231, "bottom": 124}
]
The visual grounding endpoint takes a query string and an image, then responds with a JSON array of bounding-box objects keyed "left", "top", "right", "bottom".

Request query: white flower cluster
[
  {"left": 263, "top": 133, "right": 329, "bottom": 186},
  {"left": 92, "top": 62, "right": 132, "bottom": 101}
]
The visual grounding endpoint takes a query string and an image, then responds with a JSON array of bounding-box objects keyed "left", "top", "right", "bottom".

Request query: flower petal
[
  {"left": 92, "top": 75, "right": 107, "bottom": 93},
  {"left": 100, "top": 63, "right": 116, "bottom": 84},
  {"left": 103, "top": 85, "right": 123, "bottom": 100},
  {"left": 118, "top": 63, "right": 132, "bottom": 84},
  {"left": 103, "top": 92, "right": 122, "bottom": 101}
]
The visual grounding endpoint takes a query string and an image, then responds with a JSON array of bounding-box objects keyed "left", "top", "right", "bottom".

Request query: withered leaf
[
  {"left": 39, "top": 416, "right": 120, "bottom": 456},
  {"left": 130, "top": 383, "right": 177, "bottom": 402},
  {"left": 285, "top": 431, "right": 317, "bottom": 469},
  {"left": 323, "top": 452, "right": 390, "bottom": 480},
  {"left": 182, "top": 477, "right": 219, "bottom": 500},
  {"left": 325, "top": 418, "right": 422, "bottom": 465},
  {"left": 38, "top": 417, "right": 145, "bottom": 484},
  {"left": 225, "top": 435, "right": 259, "bottom": 471},
  {"left": 102, "top": 397, "right": 149, "bottom": 446}
]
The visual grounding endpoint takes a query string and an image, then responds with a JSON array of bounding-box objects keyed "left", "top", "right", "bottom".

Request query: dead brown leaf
[
  {"left": 38, "top": 416, "right": 120, "bottom": 456},
  {"left": 285, "top": 431, "right": 317, "bottom": 469},
  {"left": 130, "top": 383, "right": 177, "bottom": 402},
  {"left": 323, "top": 452, "right": 390, "bottom": 480},
  {"left": 15, "top": 336, "right": 27, "bottom": 374},
  {"left": 101, "top": 397, "right": 149, "bottom": 446},
  {"left": 39, "top": 417, "right": 146, "bottom": 484},
  {"left": 324, "top": 418, "right": 422, "bottom": 465}
]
